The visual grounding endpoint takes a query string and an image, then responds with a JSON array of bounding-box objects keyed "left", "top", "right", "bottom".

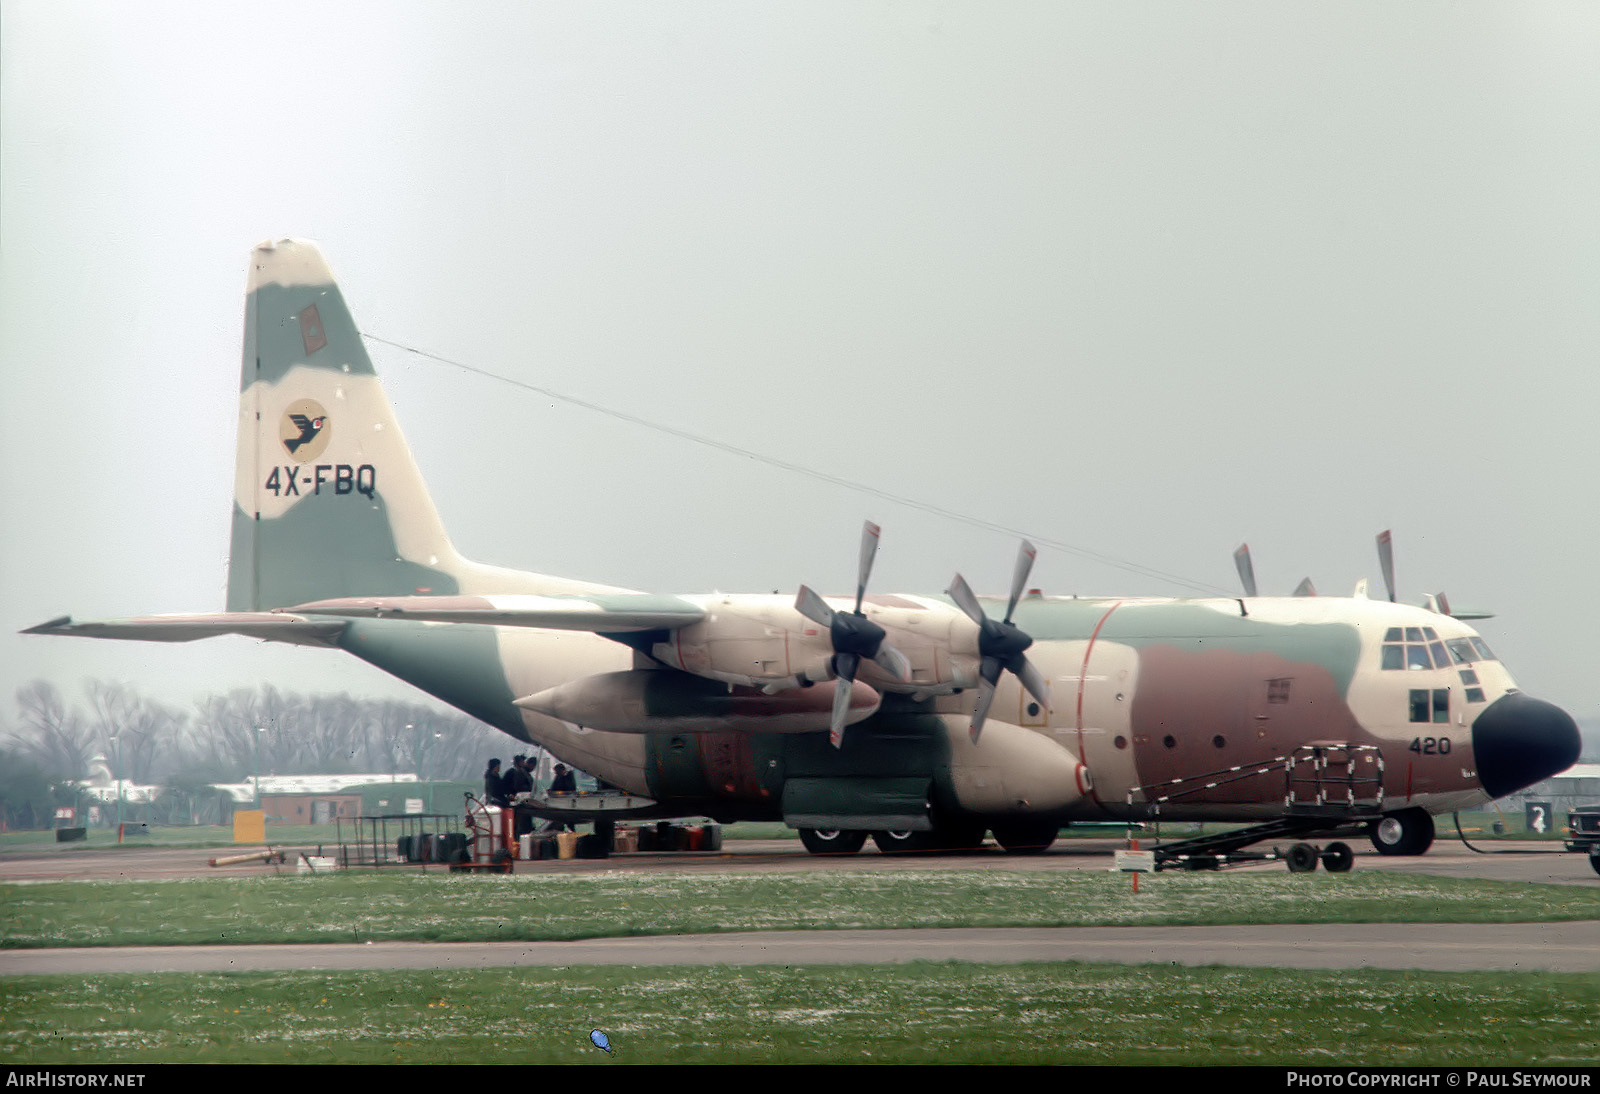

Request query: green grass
[
  {"left": 3, "top": 963, "right": 1597, "bottom": 1064},
  {"left": 7, "top": 870, "right": 1600, "bottom": 949}
]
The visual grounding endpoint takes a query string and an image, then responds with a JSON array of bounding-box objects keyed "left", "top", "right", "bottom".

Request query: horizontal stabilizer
[
  {"left": 288, "top": 593, "right": 704, "bottom": 633},
  {"left": 22, "top": 613, "right": 346, "bottom": 647}
]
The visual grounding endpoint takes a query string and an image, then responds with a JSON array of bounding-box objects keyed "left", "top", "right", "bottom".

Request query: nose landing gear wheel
[{"left": 1369, "top": 808, "right": 1435, "bottom": 856}]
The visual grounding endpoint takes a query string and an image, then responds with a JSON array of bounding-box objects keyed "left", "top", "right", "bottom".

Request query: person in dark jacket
[
  {"left": 483, "top": 758, "right": 508, "bottom": 807},
  {"left": 546, "top": 763, "right": 578, "bottom": 832},
  {"left": 506, "top": 755, "right": 534, "bottom": 835}
]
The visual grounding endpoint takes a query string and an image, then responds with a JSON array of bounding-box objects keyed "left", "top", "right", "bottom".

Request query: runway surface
[
  {"left": 2, "top": 834, "right": 1596, "bottom": 884},
  {"left": 6, "top": 922, "right": 1600, "bottom": 976},
  {"left": 3, "top": 834, "right": 1596, "bottom": 977}
]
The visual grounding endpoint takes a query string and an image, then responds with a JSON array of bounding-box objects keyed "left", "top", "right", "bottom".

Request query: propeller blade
[
  {"left": 1233, "top": 543, "right": 1258, "bottom": 598},
  {"left": 1014, "top": 656, "right": 1050, "bottom": 710},
  {"left": 795, "top": 585, "right": 835, "bottom": 629},
  {"left": 855, "top": 521, "right": 880, "bottom": 614},
  {"left": 1005, "top": 540, "right": 1037, "bottom": 623},
  {"left": 829, "top": 659, "right": 859, "bottom": 748},
  {"left": 1434, "top": 591, "right": 1452, "bottom": 617},
  {"left": 951, "top": 540, "right": 1048, "bottom": 742},
  {"left": 1292, "top": 577, "right": 1317, "bottom": 597},
  {"left": 871, "top": 643, "right": 912, "bottom": 684},
  {"left": 969, "top": 673, "right": 999, "bottom": 742},
  {"left": 947, "top": 573, "right": 986, "bottom": 626},
  {"left": 1376, "top": 530, "right": 1396, "bottom": 603}
]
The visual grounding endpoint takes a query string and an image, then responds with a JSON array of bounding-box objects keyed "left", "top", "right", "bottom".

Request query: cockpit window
[
  {"left": 1385, "top": 632, "right": 1489, "bottom": 671},
  {"left": 1383, "top": 639, "right": 1449, "bottom": 670}
]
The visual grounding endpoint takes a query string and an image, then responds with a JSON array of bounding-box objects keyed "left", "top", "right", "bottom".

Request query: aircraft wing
[
  {"left": 287, "top": 593, "right": 705, "bottom": 634},
  {"left": 22, "top": 613, "right": 347, "bottom": 647}
]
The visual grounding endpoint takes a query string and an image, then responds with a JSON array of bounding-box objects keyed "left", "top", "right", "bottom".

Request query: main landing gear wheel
[
  {"left": 991, "top": 820, "right": 1059, "bottom": 855},
  {"left": 1369, "top": 808, "right": 1435, "bottom": 856},
  {"left": 942, "top": 821, "right": 988, "bottom": 852},
  {"left": 872, "top": 829, "right": 940, "bottom": 855},
  {"left": 798, "top": 828, "right": 868, "bottom": 855},
  {"left": 1285, "top": 842, "right": 1320, "bottom": 873},
  {"left": 1321, "top": 841, "right": 1355, "bottom": 873}
]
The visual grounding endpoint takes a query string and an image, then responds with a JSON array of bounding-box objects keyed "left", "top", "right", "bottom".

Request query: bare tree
[
  {"left": 85, "top": 680, "right": 186, "bottom": 783},
  {"left": 10, "top": 681, "right": 96, "bottom": 780}
]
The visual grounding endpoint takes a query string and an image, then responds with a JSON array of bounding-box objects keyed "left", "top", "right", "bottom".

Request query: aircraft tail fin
[{"left": 227, "top": 240, "right": 472, "bottom": 611}]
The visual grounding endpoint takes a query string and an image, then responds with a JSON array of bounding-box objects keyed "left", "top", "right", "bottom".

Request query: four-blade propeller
[
  {"left": 794, "top": 521, "right": 912, "bottom": 748},
  {"left": 947, "top": 540, "right": 1051, "bottom": 743}
]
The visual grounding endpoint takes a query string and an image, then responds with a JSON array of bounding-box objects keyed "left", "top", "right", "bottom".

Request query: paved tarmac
[
  {"left": 5, "top": 922, "right": 1600, "bottom": 976},
  {"left": 2, "top": 834, "right": 1595, "bottom": 977},
  {"left": 2, "top": 834, "right": 1596, "bottom": 884}
]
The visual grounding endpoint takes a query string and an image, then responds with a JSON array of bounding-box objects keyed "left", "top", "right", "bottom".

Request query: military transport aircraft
[{"left": 26, "top": 240, "right": 1581, "bottom": 862}]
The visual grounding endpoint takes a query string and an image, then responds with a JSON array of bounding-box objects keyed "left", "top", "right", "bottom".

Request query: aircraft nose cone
[{"left": 1472, "top": 692, "right": 1581, "bottom": 799}]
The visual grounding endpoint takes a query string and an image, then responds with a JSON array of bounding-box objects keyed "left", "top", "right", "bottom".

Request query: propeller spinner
[
  {"left": 948, "top": 540, "right": 1051, "bottom": 743},
  {"left": 794, "top": 521, "right": 911, "bottom": 748}
]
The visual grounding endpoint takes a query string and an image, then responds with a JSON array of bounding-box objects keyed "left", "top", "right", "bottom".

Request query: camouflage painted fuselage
[
  {"left": 330, "top": 590, "right": 1517, "bottom": 826},
  {"left": 30, "top": 240, "right": 1579, "bottom": 839}
]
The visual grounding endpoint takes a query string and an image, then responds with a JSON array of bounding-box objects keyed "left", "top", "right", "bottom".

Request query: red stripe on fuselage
[{"left": 1077, "top": 601, "right": 1124, "bottom": 808}]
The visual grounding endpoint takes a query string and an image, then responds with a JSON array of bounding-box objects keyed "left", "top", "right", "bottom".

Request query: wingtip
[{"left": 21, "top": 615, "right": 72, "bottom": 635}]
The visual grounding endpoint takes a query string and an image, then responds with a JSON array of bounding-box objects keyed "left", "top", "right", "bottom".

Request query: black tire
[
  {"left": 991, "top": 820, "right": 1059, "bottom": 855},
  {"left": 1589, "top": 851, "right": 1600, "bottom": 878},
  {"left": 798, "top": 828, "right": 868, "bottom": 855},
  {"left": 940, "top": 820, "right": 988, "bottom": 852},
  {"left": 872, "top": 829, "right": 937, "bottom": 855},
  {"left": 1321, "top": 841, "right": 1354, "bottom": 873},
  {"left": 491, "top": 848, "right": 514, "bottom": 874},
  {"left": 1369, "top": 808, "right": 1436, "bottom": 856},
  {"left": 1286, "top": 842, "right": 1319, "bottom": 873}
]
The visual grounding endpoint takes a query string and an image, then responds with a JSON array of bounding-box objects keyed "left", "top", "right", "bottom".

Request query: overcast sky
[{"left": 3, "top": 2, "right": 1597, "bottom": 746}]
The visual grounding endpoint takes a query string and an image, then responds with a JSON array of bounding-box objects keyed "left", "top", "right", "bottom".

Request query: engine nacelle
[
  {"left": 942, "top": 716, "right": 1092, "bottom": 815},
  {"left": 652, "top": 595, "right": 982, "bottom": 693},
  {"left": 651, "top": 597, "right": 833, "bottom": 688}
]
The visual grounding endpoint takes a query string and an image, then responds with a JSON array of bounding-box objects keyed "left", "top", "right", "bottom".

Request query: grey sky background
[{"left": 3, "top": 3, "right": 1597, "bottom": 747}]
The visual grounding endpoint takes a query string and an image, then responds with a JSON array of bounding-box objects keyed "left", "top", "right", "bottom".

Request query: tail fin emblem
[{"left": 280, "top": 400, "right": 330, "bottom": 461}]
